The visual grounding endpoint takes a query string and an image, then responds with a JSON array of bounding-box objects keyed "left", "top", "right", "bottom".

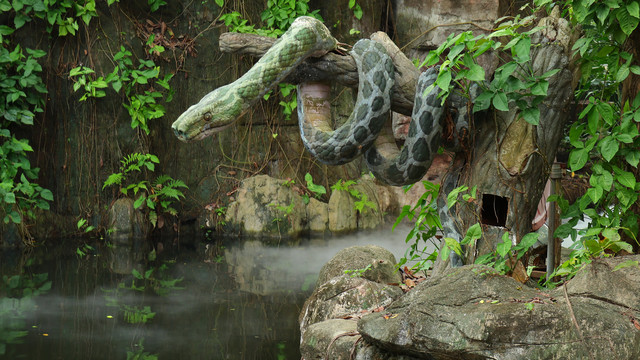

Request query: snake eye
[{"left": 203, "top": 112, "right": 212, "bottom": 122}]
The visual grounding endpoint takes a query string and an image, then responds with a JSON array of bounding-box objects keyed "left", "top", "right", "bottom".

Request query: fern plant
[{"left": 103, "top": 153, "right": 187, "bottom": 228}]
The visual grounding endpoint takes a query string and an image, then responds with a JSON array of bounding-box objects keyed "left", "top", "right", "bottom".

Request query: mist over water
[{"left": 0, "top": 225, "right": 414, "bottom": 360}]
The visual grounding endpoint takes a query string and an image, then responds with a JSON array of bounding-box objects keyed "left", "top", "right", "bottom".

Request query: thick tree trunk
[{"left": 432, "top": 12, "right": 577, "bottom": 275}]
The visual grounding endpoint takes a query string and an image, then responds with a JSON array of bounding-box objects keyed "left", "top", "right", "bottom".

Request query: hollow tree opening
[{"left": 481, "top": 194, "right": 509, "bottom": 227}]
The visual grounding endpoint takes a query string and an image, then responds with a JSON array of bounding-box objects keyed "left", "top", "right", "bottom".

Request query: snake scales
[{"left": 172, "top": 16, "right": 467, "bottom": 186}]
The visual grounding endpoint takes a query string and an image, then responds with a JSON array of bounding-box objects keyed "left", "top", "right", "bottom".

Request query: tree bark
[{"left": 432, "top": 11, "right": 577, "bottom": 275}]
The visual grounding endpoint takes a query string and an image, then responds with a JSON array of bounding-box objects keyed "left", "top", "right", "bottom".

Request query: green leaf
[
  {"left": 39, "top": 189, "right": 53, "bottom": 201},
  {"left": 436, "top": 69, "right": 452, "bottom": 91},
  {"left": 625, "top": 150, "right": 640, "bottom": 167},
  {"left": 134, "top": 194, "right": 146, "bottom": 209},
  {"left": 515, "top": 233, "right": 539, "bottom": 253},
  {"left": 531, "top": 80, "right": 549, "bottom": 96},
  {"left": 466, "top": 63, "right": 485, "bottom": 81},
  {"left": 445, "top": 237, "right": 462, "bottom": 256},
  {"left": 599, "top": 135, "right": 619, "bottom": 162},
  {"left": 617, "top": 7, "right": 640, "bottom": 35},
  {"left": 473, "top": 90, "right": 493, "bottom": 112},
  {"left": 448, "top": 44, "right": 465, "bottom": 61},
  {"left": 513, "top": 36, "right": 531, "bottom": 63},
  {"left": 352, "top": 4, "right": 362, "bottom": 20},
  {"left": 496, "top": 235, "right": 512, "bottom": 258},
  {"left": 628, "top": 2, "right": 640, "bottom": 18},
  {"left": 4, "top": 192, "right": 16, "bottom": 204},
  {"left": 446, "top": 185, "right": 468, "bottom": 209},
  {"left": 521, "top": 107, "right": 540, "bottom": 125},
  {"left": 462, "top": 223, "right": 482, "bottom": 245},
  {"left": 616, "top": 169, "right": 636, "bottom": 189},
  {"left": 616, "top": 65, "right": 630, "bottom": 82},
  {"left": 587, "top": 186, "right": 603, "bottom": 203},
  {"left": 132, "top": 268, "right": 143, "bottom": 280},
  {"left": 596, "top": 4, "right": 611, "bottom": 24},
  {"left": 492, "top": 92, "right": 509, "bottom": 111},
  {"left": 569, "top": 148, "right": 589, "bottom": 171}
]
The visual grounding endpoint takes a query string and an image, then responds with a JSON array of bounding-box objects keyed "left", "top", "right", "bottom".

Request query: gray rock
[
  {"left": 328, "top": 188, "right": 357, "bottom": 234},
  {"left": 301, "top": 318, "right": 423, "bottom": 360},
  {"left": 352, "top": 179, "right": 385, "bottom": 231},
  {"left": 226, "top": 175, "right": 397, "bottom": 238},
  {"left": 225, "top": 175, "right": 307, "bottom": 237},
  {"left": 358, "top": 259, "right": 640, "bottom": 360},
  {"left": 300, "top": 245, "right": 403, "bottom": 343},
  {"left": 107, "top": 197, "right": 148, "bottom": 244},
  {"left": 317, "top": 245, "right": 402, "bottom": 285},
  {"left": 300, "top": 275, "right": 402, "bottom": 336},
  {"left": 307, "top": 197, "right": 329, "bottom": 233},
  {"left": 300, "top": 319, "right": 359, "bottom": 360}
]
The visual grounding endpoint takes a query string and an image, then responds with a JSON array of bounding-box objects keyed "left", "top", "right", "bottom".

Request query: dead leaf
[
  {"left": 403, "top": 266, "right": 415, "bottom": 278},
  {"left": 404, "top": 278, "right": 416, "bottom": 288},
  {"left": 511, "top": 260, "right": 529, "bottom": 284}
]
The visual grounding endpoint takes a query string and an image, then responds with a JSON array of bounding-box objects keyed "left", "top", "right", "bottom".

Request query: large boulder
[
  {"left": 300, "top": 246, "right": 404, "bottom": 358},
  {"left": 357, "top": 257, "right": 640, "bottom": 359},
  {"left": 316, "top": 245, "right": 401, "bottom": 285},
  {"left": 224, "top": 175, "right": 401, "bottom": 238},
  {"left": 225, "top": 175, "right": 308, "bottom": 237},
  {"left": 107, "top": 197, "right": 149, "bottom": 244}
]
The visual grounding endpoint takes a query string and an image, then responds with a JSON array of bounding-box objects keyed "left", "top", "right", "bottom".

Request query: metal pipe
[{"left": 547, "top": 162, "right": 562, "bottom": 280}]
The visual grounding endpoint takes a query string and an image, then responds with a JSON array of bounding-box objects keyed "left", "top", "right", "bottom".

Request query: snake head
[{"left": 172, "top": 84, "right": 240, "bottom": 142}]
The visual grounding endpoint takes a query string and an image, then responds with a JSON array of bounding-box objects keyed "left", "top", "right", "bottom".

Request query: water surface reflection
[{"left": 0, "top": 226, "right": 410, "bottom": 359}]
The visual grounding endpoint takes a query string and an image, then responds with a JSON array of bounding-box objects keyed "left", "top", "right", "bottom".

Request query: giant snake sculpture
[{"left": 172, "top": 16, "right": 471, "bottom": 186}]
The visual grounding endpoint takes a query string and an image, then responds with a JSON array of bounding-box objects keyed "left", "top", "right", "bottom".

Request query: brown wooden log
[{"left": 218, "top": 32, "right": 418, "bottom": 116}]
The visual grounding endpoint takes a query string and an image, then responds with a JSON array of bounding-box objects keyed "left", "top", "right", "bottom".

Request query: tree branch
[{"left": 218, "top": 32, "right": 418, "bottom": 116}]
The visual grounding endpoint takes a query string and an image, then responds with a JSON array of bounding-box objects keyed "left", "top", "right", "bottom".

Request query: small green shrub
[{"left": 103, "top": 153, "right": 188, "bottom": 228}]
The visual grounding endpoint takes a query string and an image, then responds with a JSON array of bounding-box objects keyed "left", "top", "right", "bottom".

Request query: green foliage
[
  {"left": 536, "top": 0, "right": 640, "bottom": 260},
  {"left": 0, "top": 0, "right": 126, "bottom": 229},
  {"left": 394, "top": 181, "right": 442, "bottom": 272},
  {"left": 76, "top": 218, "right": 96, "bottom": 234},
  {"left": 69, "top": 44, "right": 174, "bottom": 134},
  {"left": 420, "top": 11, "right": 554, "bottom": 125},
  {"left": 475, "top": 231, "right": 539, "bottom": 275},
  {"left": 0, "top": 42, "right": 52, "bottom": 226},
  {"left": 75, "top": 243, "right": 95, "bottom": 258},
  {"left": 123, "top": 305, "right": 155, "bottom": 324},
  {"left": 1, "top": 0, "right": 100, "bottom": 36},
  {"left": 344, "top": 263, "right": 372, "bottom": 278},
  {"left": 331, "top": 179, "right": 377, "bottom": 214},
  {"left": 147, "top": 0, "right": 166, "bottom": 12},
  {"left": 126, "top": 339, "right": 158, "bottom": 360},
  {"left": 268, "top": 201, "right": 294, "bottom": 223},
  {"left": 348, "top": 0, "right": 363, "bottom": 20},
  {"left": 399, "top": 1, "right": 640, "bottom": 285},
  {"left": 103, "top": 153, "right": 188, "bottom": 228},
  {"left": 0, "top": 271, "right": 51, "bottom": 355},
  {"left": 305, "top": 173, "right": 326, "bottom": 198}
]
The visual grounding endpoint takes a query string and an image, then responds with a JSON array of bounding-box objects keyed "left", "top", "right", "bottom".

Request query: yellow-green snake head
[{"left": 172, "top": 84, "right": 241, "bottom": 142}]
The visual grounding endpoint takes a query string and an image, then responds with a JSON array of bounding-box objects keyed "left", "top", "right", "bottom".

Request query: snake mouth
[{"left": 174, "top": 122, "right": 235, "bottom": 142}]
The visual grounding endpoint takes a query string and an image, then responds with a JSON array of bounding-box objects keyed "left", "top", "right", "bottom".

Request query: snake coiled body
[
  {"left": 172, "top": 16, "right": 457, "bottom": 186},
  {"left": 297, "top": 39, "right": 394, "bottom": 165}
]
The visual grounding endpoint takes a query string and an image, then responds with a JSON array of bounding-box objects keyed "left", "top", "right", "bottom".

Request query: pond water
[{"left": 0, "top": 226, "right": 412, "bottom": 359}]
